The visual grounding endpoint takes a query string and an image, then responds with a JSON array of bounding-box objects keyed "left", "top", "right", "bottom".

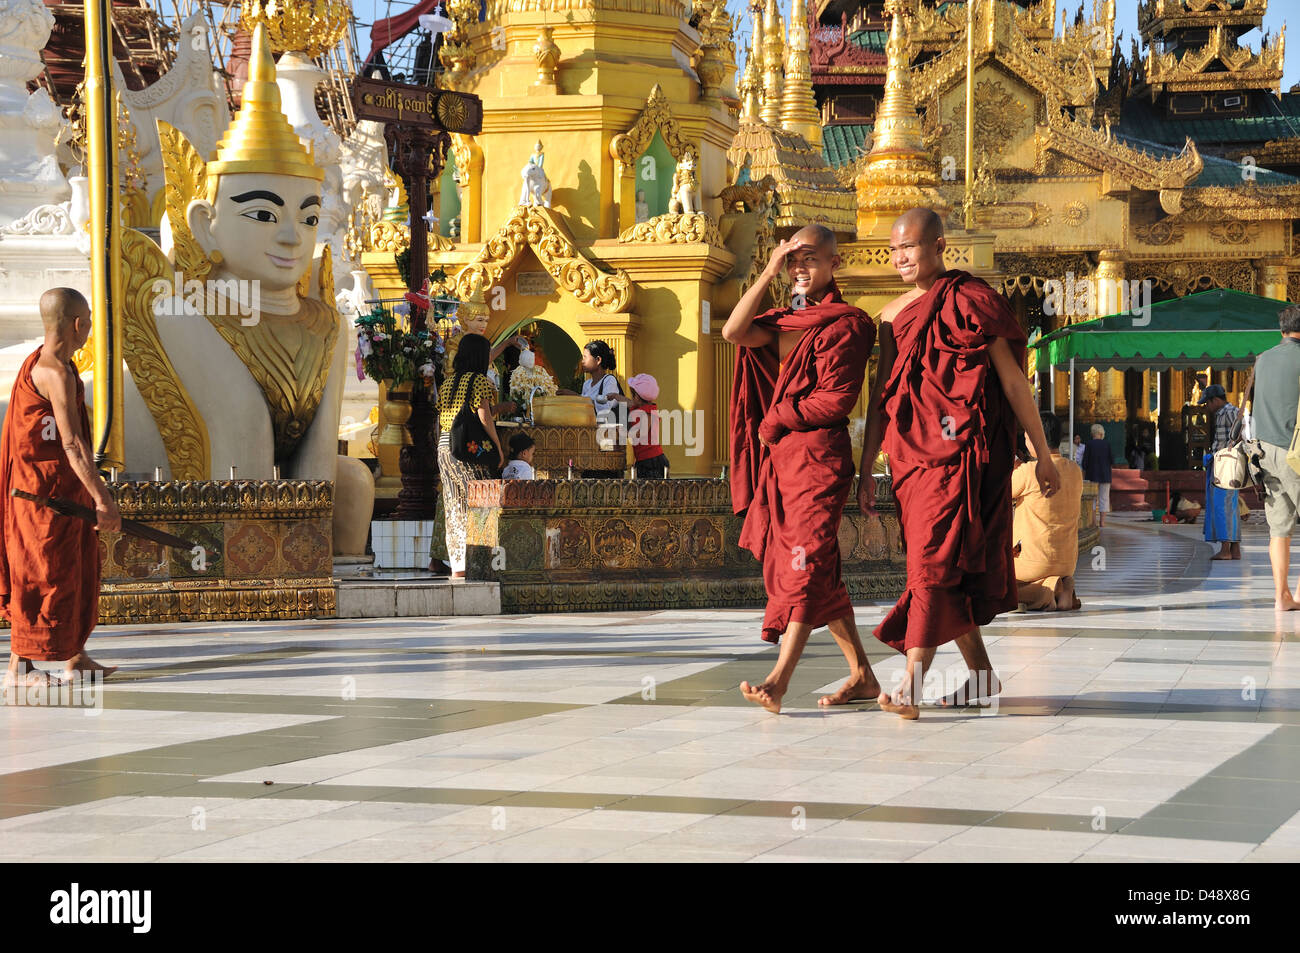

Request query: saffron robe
[
  {"left": 873, "top": 271, "right": 1025, "bottom": 653},
  {"left": 730, "top": 286, "right": 874, "bottom": 643},
  {"left": 0, "top": 347, "right": 101, "bottom": 660}
]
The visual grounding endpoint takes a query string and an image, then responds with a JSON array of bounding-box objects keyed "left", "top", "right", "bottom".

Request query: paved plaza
[{"left": 2, "top": 514, "right": 1299, "bottom": 863}]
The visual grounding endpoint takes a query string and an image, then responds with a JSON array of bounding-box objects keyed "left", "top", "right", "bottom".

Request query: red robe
[
  {"left": 731, "top": 285, "right": 874, "bottom": 643},
  {"left": 873, "top": 271, "right": 1025, "bottom": 653},
  {"left": 0, "top": 347, "right": 100, "bottom": 660}
]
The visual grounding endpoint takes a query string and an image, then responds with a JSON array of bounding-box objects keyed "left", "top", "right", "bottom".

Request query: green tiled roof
[
  {"left": 847, "top": 29, "right": 887, "bottom": 53},
  {"left": 822, "top": 123, "right": 872, "bottom": 168},
  {"left": 1120, "top": 95, "right": 1300, "bottom": 147},
  {"left": 1115, "top": 132, "right": 1300, "bottom": 187}
]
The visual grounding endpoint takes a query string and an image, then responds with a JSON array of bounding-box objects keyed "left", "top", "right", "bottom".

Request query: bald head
[
  {"left": 892, "top": 208, "right": 944, "bottom": 243},
  {"left": 792, "top": 223, "right": 837, "bottom": 254},
  {"left": 39, "top": 288, "right": 90, "bottom": 334}
]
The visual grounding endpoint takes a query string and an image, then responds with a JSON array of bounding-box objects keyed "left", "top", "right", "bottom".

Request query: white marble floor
[{"left": 2, "top": 516, "right": 1298, "bottom": 862}]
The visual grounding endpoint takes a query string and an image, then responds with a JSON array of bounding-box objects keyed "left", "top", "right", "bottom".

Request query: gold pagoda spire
[
  {"left": 855, "top": 0, "right": 948, "bottom": 237},
  {"left": 739, "top": 4, "right": 763, "bottom": 121},
  {"left": 759, "top": 0, "right": 784, "bottom": 126},
  {"left": 781, "top": 0, "right": 821, "bottom": 147}
]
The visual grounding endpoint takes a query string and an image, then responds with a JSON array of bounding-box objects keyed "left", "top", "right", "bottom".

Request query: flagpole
[{"left": 85, "top": 0, "right": 125, "bottom": 471}]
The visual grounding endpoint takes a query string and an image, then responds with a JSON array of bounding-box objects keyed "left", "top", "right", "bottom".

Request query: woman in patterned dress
[{"left": 438, "top": 333, "right": 506, "bottom": 578}]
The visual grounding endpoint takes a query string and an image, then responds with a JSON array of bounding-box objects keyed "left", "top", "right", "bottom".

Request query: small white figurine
[
  {"left": 668, "top": 148, "right": 699, "bottom": 215},
  {"left": 635, "top": 189, "right": 650, "bottom": 223},
  {"left": 518, "top": 140, "right": 552, "bottom": 208}
]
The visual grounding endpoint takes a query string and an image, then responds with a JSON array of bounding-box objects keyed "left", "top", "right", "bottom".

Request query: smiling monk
[
  {"left": 860, "top": 208, "right": 1060, "bottom": 719},
  {"left": 725, "top": 224, "right": 881, "bottom": 713}
]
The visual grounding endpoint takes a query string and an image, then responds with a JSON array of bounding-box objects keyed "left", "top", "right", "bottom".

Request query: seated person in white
[{"left": 501, "top": 431, "right": 536, "bottom": 480}]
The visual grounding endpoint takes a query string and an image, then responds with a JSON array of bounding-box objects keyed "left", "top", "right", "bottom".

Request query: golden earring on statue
[{"left": 209, "top": 249, "right": 224, "bottom": 266}]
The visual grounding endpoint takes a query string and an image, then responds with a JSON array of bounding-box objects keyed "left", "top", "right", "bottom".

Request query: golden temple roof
[{"left": 727, "top": 120, "right": 856, "bottom": 233}]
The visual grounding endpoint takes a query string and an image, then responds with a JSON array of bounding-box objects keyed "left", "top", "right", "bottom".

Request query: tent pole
[{"left": 1068, "top": 357, "right": 1075, "bottom": 452}]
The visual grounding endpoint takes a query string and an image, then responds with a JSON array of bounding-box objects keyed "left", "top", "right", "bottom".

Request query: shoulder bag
[{"left": 449, "top": 372, "right": 496, "bottom": 465}]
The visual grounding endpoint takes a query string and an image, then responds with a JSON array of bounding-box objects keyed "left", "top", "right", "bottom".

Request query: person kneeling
[{"left": 1012, "top": 412, "right": 1084, "bottom": 611}]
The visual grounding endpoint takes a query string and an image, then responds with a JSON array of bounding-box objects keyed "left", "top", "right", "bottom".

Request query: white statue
[
  {"left": 668, "top": 148, "right": 700, "bottom": 215},
  {"left": 518, "top": 140, "right": 552, "bottom": 207},
  {"left": 634, "top": 189, "right": 650, "bottom": 223}
]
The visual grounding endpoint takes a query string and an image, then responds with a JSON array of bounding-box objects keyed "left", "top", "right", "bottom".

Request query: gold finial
[
  {"left": 780, "top": 0, "right": 821, "bottom": 147},
  {"left": 855, "top": 0, "right": 948, "bottom": 237},
  {"left": 240, "top": 0, "right": 351, "bottom": 59},
  {"left": 207, "top": 24, "right": 324, "bottom": 183},
  {"left": 759, "top": 0, "right": 784, "bottom": 125}
]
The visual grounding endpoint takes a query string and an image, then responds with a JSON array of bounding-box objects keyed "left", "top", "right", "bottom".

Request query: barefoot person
[
  {"left": 0, "top": 289, "right": 121, "bottom": 692},
  {"left": 725, "top": 224, "right": 880, "bottom": 713},
  {"left": 860, "top": 209, "right": 1059, "bottom": 719}
]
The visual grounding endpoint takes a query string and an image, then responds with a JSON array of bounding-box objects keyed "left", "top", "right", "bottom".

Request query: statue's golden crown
[{"left": 207, "top": 23, "right": 323, "bottom": 182}]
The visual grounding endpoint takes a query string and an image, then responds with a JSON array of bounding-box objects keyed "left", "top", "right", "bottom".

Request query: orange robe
[
  {"left": 873, "top": 271, "right": 1025, "bottom": 653},
  {"left": 0, "top": 348, "right": 100, "bottom": 660}
]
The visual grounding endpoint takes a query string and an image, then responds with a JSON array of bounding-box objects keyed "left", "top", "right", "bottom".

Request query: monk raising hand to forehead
[
  {"left": 725, "top": 224, "right": 881, "bottom": 713},
  {"left": 1, "top": 288, "right": 120, "bottom": 694}
]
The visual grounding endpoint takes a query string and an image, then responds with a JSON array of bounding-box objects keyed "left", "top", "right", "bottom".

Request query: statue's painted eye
[
  {"left": 303, "top": 214, "right": 319, "bottom": 227},
  {"left": 241, "top": 209, "right": 277, "bottom": 223}
]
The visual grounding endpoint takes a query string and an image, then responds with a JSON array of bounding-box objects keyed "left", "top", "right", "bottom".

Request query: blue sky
[{"left": 353, "top": 0, "right": 1298, "bottom": 90}]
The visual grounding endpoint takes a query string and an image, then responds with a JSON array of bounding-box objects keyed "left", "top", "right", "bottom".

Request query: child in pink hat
[{"left": 626, "top": 373, "right": 669, "bottom": 479}]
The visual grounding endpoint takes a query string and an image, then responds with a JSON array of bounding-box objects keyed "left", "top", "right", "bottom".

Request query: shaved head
[
  {"left": 892, "top": 208, "right": 944, "bottom": 243},
  {"left": 39, "top": 287, "right": 90, "bottom": 333},
  {"left": 792, "top": 223, "right": 837, "bottom": 253}
]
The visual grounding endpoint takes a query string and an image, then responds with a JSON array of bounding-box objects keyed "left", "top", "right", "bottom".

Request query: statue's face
[
  {"left": 190, "top": 172, "right": 322, "bottom": 293},
  {"left": 463, "top": 310, "right": 489, "bottom": 335}
]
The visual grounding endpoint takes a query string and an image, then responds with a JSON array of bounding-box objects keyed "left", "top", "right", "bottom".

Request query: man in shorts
[{"left": 1251, "top": 303, "right": 1300, "bottom": 610}]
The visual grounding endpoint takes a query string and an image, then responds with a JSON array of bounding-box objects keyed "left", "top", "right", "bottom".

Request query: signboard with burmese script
[{"left": 351, "top": 77, "right": 483, "bottom": 135}]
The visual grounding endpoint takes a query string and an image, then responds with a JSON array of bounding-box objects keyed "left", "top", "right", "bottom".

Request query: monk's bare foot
[
  {"left": 65, "top": 654, "right": 118, "bottom": 678},
  {"left": 818, "top": 670, "right": 881, "bottom": 707},
  {"left": 877, "top": 689, "right": 919, "bottom": 720},
  {"left": 3, "top": 668, "right": 53, "bottom": 696},
  {"left": 739, "top": 680, "right": 783, "bottom": 714},
  {"left": 938, "top": 669, "right": 1002, "bottom": 708}
]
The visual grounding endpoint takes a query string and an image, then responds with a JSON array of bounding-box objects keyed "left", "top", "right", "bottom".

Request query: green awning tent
[
  {"left": 1031, "top": 288, "right": 1289, "bottom": 371},
  {"left": 1028, "top": 288, "right": 1291, "bottom": 452}
]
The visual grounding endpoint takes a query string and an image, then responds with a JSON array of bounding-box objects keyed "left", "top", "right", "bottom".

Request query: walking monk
[
  {"left": 725, "top": 224, "right": 880, "bottom": 713},
  {"left": 860, "top": 209, "right": 1059, "bottom": 719},
  {"left": 1, "top": 288, "right": 121, "bottom": 692}
]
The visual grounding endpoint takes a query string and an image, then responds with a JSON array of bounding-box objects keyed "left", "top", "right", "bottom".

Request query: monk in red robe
[
  {"left": 725, "top": 224, "right": 880, "bottom": 713},
  {"left": 859, "top": 209, "right": 1059, "bottom": 719},
  {"left": 1, "top": 288, "right": 121, "bottom": 693}
]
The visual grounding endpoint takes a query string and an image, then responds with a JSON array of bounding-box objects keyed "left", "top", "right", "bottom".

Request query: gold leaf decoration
[
  {"left": 156, "top": 120, "right": 211, "bottom": 287},
  {"left": 618, "top": 212, "right": 722, "bottom": 245},
  {"left": 121, "top": 229, "right": 212, "bottom": 479}
]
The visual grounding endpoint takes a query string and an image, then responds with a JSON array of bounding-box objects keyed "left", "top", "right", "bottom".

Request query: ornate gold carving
[
  {"left": 485, "top": 0, "right": 687, "bottom": 15},
  {"left": 998, "top": 252, "right": 1095, "bottom": 296},
  {"left": 610, "top": 84, "right": 693, "bottom": 177},
  {"left": 618, "top": 212, "right": 722, "bottom": 245},
  {"left": 107, "top": 479, "right": 334, "bottom": 518},
  {"left": 1034, "top": 111, "right": 1202, "bottom": 190},
  {"left": 367, "top": 220, "right": 410, "bottom": 253},
  {"left": 120, "top": 229, "right": 212, "bottom": 480},
  {"left": 1134, "top": 221, "right": 1184, "bottom": 245},
  {"left": 240, "top": 0, "right": 351, "bottom": 57},
  {"left": 1063, "top": 200, "right": 1089, "bottom": 226},
  {"left": 1135, "top": 259, "right": 1256, "bottom": 296},
  {"left": 455, "top": 205, "right": 634, "bottom": 313},
  {"left": 206, "top": 297, "right": 341, "bottom": 463},
  {"left": 157, "top": 120, "right": 211, "bottom": 286},
  {"left": 1209, "top": 221, "right": 1262, "bottom": 245},
  {"left": 972, "top": 202, "right": 1050, "bottom": 230},
  {"left": 1140, "top": 0, "right": 1267, "bottom": 36},
  {"left": 1174, "top": 185, "right": 1300, "bottom": 221},
  {"left": 718, "top": 173, "right": 777, "bottom": 213},
  {"left": 947, "top": 80, "right": 1030, "bottom": 158},
  {"left": 1138, "top": 22, "right": 1284, "bottom": 96}
]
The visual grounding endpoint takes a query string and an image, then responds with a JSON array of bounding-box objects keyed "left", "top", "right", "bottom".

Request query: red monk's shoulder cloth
[
  {"left": 874, "top": 270, "right": 1026, "bottom": 653},
  {"left": 729, "top": 284, "right": 874, "bottom": 642},
  {"left": 0, "top": 347, "right": 101, "bottom": 661}
]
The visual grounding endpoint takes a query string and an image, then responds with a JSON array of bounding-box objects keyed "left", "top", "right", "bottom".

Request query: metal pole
[
  {"left": 963, "top": 0, "right": 975, "bottom": 231},
  {"left": 86, "top": 0, "right": 124, "bottom": 471},
  {"left": 1068, "top": 357, "right": 1075, "bottom": 451}
]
